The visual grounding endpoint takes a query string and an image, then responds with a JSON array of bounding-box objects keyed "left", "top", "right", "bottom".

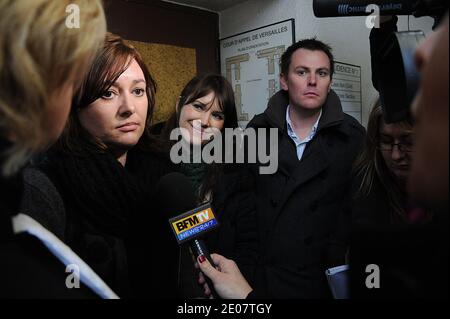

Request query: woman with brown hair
[
  {"left": 352, "top": 100, "right": 429, "bottom": 225},
  {"left": 22, "top": 33, "right": 177, "bottom": 297},
  {"left": 158, "top": 74, "right": 239, "bottom": 199},
  {"left": 152, "top": 74, "right": 257, "bottom": 298}
]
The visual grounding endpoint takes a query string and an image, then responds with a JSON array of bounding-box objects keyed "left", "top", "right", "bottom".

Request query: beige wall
[{"left": 126, "top": 40, "right": 197, "bottom": 124}]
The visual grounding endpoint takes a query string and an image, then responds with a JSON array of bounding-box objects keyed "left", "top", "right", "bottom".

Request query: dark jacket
[
  {"left": 351, "top": 172, "right": 433, "bottom": 226},
  {"left": 208, "top": 164, "right": 258, "bottom": 278},
  {"left": 349, "top": 214, "right": 449, "bottom": 299},
  {"left": 0, "top": 155, "right": 97, "bottom": 298},
  {"left": 124, "top": 148, "right": 180, "bottom": 298},
  {"left": 370, "top": 15, "right": 398, "bottom": 92},
  {"left": 20, "top": 167, "right": 67, "bottom": 240},
  {"left": 148, "top": 123, "right": 259, "bottom": 298},
  {"left": 247, "top": 90, "right": 365, "bottom": 298},
  {"left": 177, "top": 163, "right": 258, "bottom": 298},
  {"left": 349, "top": 174, "right": 449, "bottom": 299},
  {"left": 21, "top": 147, "right": 178, "bottom": 298},
  {"left": 351, "top": 174, "right": 393, "bottom": 226}
]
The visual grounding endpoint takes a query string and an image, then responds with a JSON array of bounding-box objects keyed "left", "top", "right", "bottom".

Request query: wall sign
[
  {"left": 332, "top": 61, "right": 362, "bottom": 123},
  {"left": 220, "top": 19, "right": 295, "bottom": 127}
]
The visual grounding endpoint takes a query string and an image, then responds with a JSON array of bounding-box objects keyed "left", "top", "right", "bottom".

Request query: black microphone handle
[
  {"left": 313, "top": 0, "right": 414, "bottom": 17},
  {"left": 190, "top": 239, "right": 221, "bottom": 299}
]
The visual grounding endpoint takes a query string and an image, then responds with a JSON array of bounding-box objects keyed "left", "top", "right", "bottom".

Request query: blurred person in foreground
[{"left": 0, "top": 0, "right": 107, "bottom": 298}]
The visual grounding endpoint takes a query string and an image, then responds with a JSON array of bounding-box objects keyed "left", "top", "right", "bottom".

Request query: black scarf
[
  {"left": 40, "top": 149, "right": 142, "bottom": 239},
  {"left": 179, "top": 161, "right": 207, "bottom": 196}
]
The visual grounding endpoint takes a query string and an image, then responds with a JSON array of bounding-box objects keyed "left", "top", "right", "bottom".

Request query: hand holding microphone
[
  {"left": 197, "top": 253, "right": 253, "bottom": 299},
  {"left": 155, "top": 172, "right": 221, "bottom": 299}
]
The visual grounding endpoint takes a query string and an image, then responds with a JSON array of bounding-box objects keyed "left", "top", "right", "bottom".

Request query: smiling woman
[
  {"left": 151, "top": 74, "right": 258, "bottom": 298},
  {"left": 178, "top": 91, "right": 226, "bottom": 145}
]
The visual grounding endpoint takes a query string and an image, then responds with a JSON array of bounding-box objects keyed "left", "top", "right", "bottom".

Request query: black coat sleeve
[
  {"left": 327, "top": 120, "right": 366, "bottom": 267},
  {"left": 19, "top": 167, "right": 66, "bottom": 240},
  {"left": 209, "top": 165, "right": 259, "bottom": 285},
  {"left": 370, "top": 15, "right": 399, "bottom": 91}
]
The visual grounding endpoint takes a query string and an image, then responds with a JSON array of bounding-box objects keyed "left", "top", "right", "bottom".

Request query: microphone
[
  {"left": 313, "top": 0, "right": 414, "bottom": 17},
  {"left": 154, "top": 172, "right": 221, "bottom": 299}
]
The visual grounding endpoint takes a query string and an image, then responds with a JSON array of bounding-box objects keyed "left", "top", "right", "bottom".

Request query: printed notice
[{"left": 332, "top": 62, "right": 362, "bottom": 123}]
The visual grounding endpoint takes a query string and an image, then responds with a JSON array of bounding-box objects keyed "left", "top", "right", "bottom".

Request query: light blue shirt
[{"left": 286, "top": 105, "right": 322, "bottom": 160}]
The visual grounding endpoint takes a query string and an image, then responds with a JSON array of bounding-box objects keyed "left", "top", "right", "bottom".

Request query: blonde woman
[{"left": 0, "top": 0, "right": 106, "bottom": 298}]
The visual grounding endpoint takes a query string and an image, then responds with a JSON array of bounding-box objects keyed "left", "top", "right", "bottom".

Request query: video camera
[
  {"left": 313, "top": 0, "right": 448, "bottom": 123},
  {"left": 313, "top": 0, "right": 446, "bottom": 19}
]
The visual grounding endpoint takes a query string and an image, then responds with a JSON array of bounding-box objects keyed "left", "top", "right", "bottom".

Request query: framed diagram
[{"left": 220, "top": 19, "right": 295, "bottom": 127}]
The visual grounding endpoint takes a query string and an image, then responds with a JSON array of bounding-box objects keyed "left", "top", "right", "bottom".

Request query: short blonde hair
[{"left": 0, "top": 0, "right": 106, "bottom": 175}]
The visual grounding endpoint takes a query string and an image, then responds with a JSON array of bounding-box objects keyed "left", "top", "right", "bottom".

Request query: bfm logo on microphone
[{"left": 169, "top": 204, "right": 219, "bottom": 244}]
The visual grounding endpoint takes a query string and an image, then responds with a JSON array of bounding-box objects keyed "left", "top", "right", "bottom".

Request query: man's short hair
[{"left": 280, "top": 38, "right": 335, "bottom": 79}]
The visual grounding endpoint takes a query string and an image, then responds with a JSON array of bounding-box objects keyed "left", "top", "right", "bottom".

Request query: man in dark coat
[{"left": 246, "top": 39, "right": 365, "bottom": 298}]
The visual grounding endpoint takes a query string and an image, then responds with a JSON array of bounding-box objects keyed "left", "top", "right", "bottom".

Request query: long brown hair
[
  {"left": 160, "top": 74, "right": 238, "bottom": 141},
  {"left": 159, "top": 74, "right": 238, "bottom": 201},
  {"left": 54, "top": 33, "right": 157, "bottom": 154},
  {"left": 353, "top": 100, "right": 414, "bottom": 223}
]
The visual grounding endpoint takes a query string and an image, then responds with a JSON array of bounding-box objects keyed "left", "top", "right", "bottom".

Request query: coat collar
[{"left": 263, "top": 89, "right": 349, "bottom": 136}]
